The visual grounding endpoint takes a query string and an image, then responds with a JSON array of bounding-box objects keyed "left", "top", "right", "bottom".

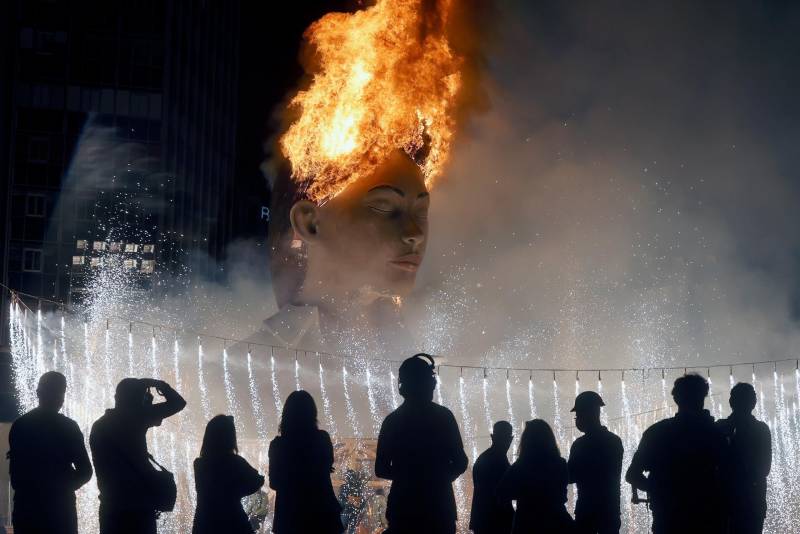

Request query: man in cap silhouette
[
  {"left": 375, "top": 353, "right": 468, "bottom": 534},
  {"left": 568, "top": 391, "right": 623, "bottom": 534}
]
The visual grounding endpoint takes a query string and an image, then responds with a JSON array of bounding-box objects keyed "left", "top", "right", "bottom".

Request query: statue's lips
[{"left": 388, "top": 254, "right": 422, "bottom": 272}]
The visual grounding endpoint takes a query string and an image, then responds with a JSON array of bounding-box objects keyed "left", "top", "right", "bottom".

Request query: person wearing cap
[
  {"left": 90, "top": 377, "right": 186, "bottom": 534},
  {"left": 469, "top": 420, "right": 514, "bottom": 534},
  {"left": 625, "top": 373, "right": 726, "bottom": 534},
  {"left": 375, "top": 353, "right": 468, "bottom": 534},
  {"left": 567, "top": 391, "right": 623, "bottom": 534},
  {"left": 716, "top": 383, "right": 771, "bottom": 534},
  {"left": 9, "top": 371, "right": 93, "bottom": 534}
]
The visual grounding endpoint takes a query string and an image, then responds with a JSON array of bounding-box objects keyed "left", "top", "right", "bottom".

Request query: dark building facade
[{"left": 1, "top": 0, "right": 240, "bottom": 342}]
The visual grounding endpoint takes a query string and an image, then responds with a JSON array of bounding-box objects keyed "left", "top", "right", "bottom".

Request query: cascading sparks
[{"left": 279, "top": 0, "right": 464, "bottom": 202}]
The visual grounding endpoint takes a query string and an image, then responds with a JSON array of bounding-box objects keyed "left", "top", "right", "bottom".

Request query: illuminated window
[
  {"left": 140, "top": 260, "right": 155, "bottom": 273},
  {"left": 93, "top": 241, "right": 106, "bottom": 251},
  {"left": 72, "top": 256, "right": 85, "bottom": 265},
  {"left": 142, "top": 244, "right": 155, "bottom": 253},
  {"left": 123, "top": 259, "right": 137, "bottom": 270},
  {"left": 125, "top": 243, "right": 138, "bottom": 253},
  {"left": 90, "top": 257, "right": 102, "bottom": 268},
  {"left": 76, "top": 240, "right": 87, "bottom": 250},
  {"left": 109, "top": 242, "right": 121, "bottom": 252}
]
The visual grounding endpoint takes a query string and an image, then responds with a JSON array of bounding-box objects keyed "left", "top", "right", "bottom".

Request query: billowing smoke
[{"left": 396, "top": 0, "right": 800, "bottom": 372}]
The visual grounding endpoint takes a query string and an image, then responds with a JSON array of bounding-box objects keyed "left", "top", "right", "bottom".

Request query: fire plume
[{"left": 280, "top": 0, "right": 465, "bottom": 202}]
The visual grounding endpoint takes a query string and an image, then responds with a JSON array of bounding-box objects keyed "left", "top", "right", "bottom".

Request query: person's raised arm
[
  {"left": 375, "top": 417, "right": 393, "bottom": 481},
  {"left": 69, "top": 423, "right": 93, "bottom": 491},
  {"left": 145, "top": 379, "right": 186, "bottom": 421}
]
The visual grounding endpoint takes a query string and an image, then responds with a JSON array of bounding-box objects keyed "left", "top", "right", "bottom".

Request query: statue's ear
[{"left": 289, "top": 200, "right": 321, "bottom": 245}]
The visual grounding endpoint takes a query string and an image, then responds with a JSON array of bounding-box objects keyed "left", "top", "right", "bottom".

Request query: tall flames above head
[{"left": 280, "top": 0, "right": 467, "bottom": 202}]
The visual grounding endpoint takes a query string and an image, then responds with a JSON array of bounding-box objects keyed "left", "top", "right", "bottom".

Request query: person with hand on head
[
  {"left": 90, "top": 377, "right": 186, "bottom": 534},
  {"left": 375, "top": 353, "right": 468, "bottom": 534},
  {"left": 469, "top": 420, "right": 515, "bottom": 534},
  {"left": 568, "top": 391, "right": 623, "bottom": 534},
  {"left": 9, "top": 371, "right": 93, "bottom": 534}
]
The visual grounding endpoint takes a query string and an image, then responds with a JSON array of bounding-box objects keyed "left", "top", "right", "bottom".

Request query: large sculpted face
[{"left": 290, "top": 151, "right": 430, "bottom": 302}]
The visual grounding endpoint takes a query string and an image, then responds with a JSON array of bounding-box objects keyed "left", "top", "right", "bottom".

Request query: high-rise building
[{"left": 1, "top": 0, "right": 240, "bottom": 338}]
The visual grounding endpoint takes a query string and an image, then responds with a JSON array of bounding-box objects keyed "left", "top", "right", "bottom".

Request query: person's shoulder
[
  {"left": 644, "top": 417, "right": 673, "bottom": 435},
  {"left": 602, "top": 427, "right": 623, "bottom": 446},
  {"left": 432, "top": 401, "right": 457, "bottom": 420},
  {"left": 474, "top": 449, "right": 491, "bottom": 466},
  {"left": 754, "top": 418, "right": 771, "bottom": 434},
  {"left": 90, "top": 410, "right": 115, "bottom": 436},
  {"left": 316, "top": 428, "right": 332, "bottom": 443}
]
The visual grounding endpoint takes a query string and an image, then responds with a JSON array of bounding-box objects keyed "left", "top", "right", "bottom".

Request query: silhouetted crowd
[{"left": 8, "top": 353, "right": 772, "bottom": 534}]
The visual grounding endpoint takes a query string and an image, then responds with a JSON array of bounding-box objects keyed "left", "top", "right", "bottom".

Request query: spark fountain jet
[
  {"left": 528, "top": 373, "right": 537, "bottom": 419},
  {"left": 197, "top": 339, "right": 211, "bottom": 420},
  {"left": 173, "top": 337, "right": 182, "bottom": 392},
  {"left": 389, "top": 369, "right": 399, "bottom": 409},
  {"left": 270, "top": 352, "right": 283, "bottom": 432},
  {"left": 222, "top": 347, "right": 239, "bottom": 415},
  {"left": 459, "top": 374, "right": 478, "bottom": 462},
  {"left": 482, "top": 371, "right": 492, "bottom": 432},
  {"left": 247, "top": 350, "right": 268, "bottom": 440},
  {"left": 342, "top": 364, "right": 360, "bottom": 437},
  {"left": 318, "top": 358, "right": 337, "bottom": 434},
  {"left": 294, "top": 353, "right": 301, "bottom": 391}
]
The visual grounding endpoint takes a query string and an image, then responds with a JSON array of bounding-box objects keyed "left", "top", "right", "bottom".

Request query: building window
[
  {"left": 28, "top": 136, "right": 50, "bottom": 163},
  {"left": 23, "top": 249, "right": 43, "bottom": 272},
  {"left": 25, "top": 194, "right": 45, "bottom": 217}
]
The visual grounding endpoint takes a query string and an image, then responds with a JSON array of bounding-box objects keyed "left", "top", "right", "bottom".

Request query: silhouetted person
[
  {"left": 269, "top": 390, "right": 343, "bottom": 534},
  {"left": 497, "top": 419, "right": 573, "bottom": 534},
  {"left": 716, "top": 383, "right": 771, "bottom": 534},
  {"left": 192, "top": 414, "right": 265, "bottom": 534},
  {"left": 90, "top": 378, "right": 186, "bottom": 534},
  {"left": 626, "top": 373, "right": 726, "bottom": 534},
  {"left": 9, "top": 371, "right": 92, "bottom": 534},
  {"left": 375, "top": 353, "right": 468, "bottom": 534},
  {"left": 568, "top": 391, "right": 623, "bottom": 534},
  {"left": 469, "top": 421, "right": 514, "bottom": 534}
]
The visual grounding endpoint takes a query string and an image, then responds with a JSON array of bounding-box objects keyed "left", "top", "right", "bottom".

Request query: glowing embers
[{"left": 279, "top": 0, "right": 463, "bottom": 202}]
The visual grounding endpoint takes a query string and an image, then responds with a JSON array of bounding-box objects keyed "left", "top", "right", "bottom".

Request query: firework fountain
[{"left": 8, "top": 280, "right": 800, "bottom": 533}]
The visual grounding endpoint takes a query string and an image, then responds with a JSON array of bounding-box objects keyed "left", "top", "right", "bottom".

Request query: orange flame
[{"left": 280, "top": 0, "right": 464, "bottom": 202}]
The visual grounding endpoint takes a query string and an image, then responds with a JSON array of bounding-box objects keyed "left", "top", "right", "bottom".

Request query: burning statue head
[
  {"left": 268, "top": 0, "right": 480, "bottom": 314},
  {"left": 269, "top": 150, "right": 429, "bottom": 310}
]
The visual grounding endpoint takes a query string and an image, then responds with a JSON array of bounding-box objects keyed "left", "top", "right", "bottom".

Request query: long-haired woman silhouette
[
  {"left": 192, "top": 414, "right": 265, "bottom": 534},
  {"left": 498, "top": 419, "right": 574, "bottom": 533},
  {"left": 269, "top": 390, "right": 344, "bottom": 533}
]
